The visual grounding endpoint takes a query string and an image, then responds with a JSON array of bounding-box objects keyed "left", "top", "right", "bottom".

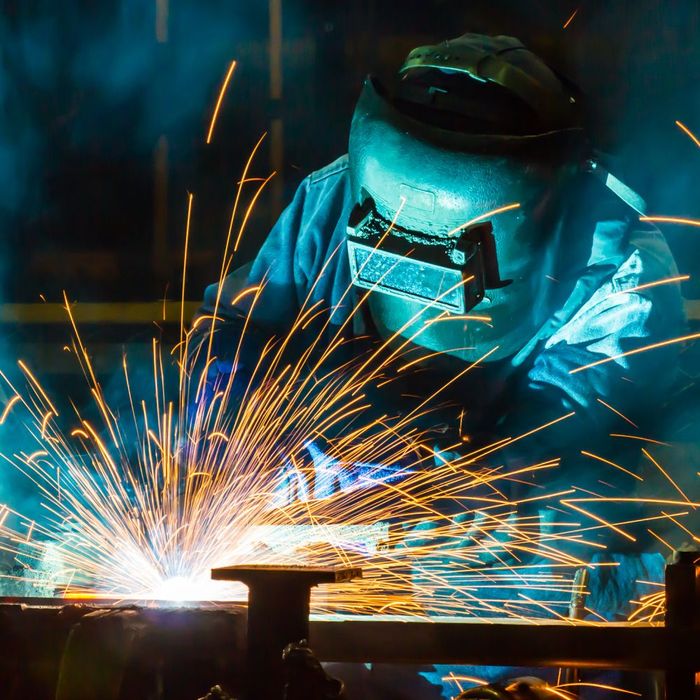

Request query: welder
[
  {"left": 195, "top": 23, "right": 682, "bottom": 624},
  {"left": 195, "top": 30, "right": 681, "bottom": 495},
  {"left": 192, "top": 32, "right": 683, "bottom": 700}
]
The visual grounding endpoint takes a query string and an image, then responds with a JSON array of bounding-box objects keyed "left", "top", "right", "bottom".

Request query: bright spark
[
  {"left": 608, "top": 274, "right": 689, "bottom": 297},
  {"left": 596, "top": 398, "right": 638, "bottom": 429},
  {"left": 447, "top": 202, "right": 521, "bottom": 237},
  {"left": 562, "top": 7, "right": 579, "bottom": 29},
  {"left": 569, "top": 331, "right": 700, "bottom": 374},
  {"left": 640, "top": 215, "right": 700, "bottom": 227},
  {"left": 206, "top": 59, "right": 237, "bottom": 144},
  {"left": 0, "top": 395, "right": 21, "bottom": 424},
  {"left": 675, "top": 119, "right": 700, "bottom": 148}
]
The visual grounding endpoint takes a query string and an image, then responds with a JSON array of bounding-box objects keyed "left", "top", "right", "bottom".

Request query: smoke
[
  {"left": 0, "top": 0, "right": 267, "bottom": 512},
  {"left": 559, "top": 0, "right": 700, "bottom": 293},
  {"left": 0, "top": 0, "right": 266, "bottom": 224}
]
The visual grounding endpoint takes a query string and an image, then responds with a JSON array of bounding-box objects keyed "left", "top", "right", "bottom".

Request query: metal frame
[{"left": 2, "top": 550, "right": 698, "bottom": 699}]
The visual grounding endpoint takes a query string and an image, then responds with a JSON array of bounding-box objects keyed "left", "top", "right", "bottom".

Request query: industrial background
[
  {"left": 0, "top": 0, "right": 697, "bottom": 480},
  {"left": 0, "top": 4, "right": 699, "bottom": 699},
  {"left": 2, "top": 0, "right": 700, "bottom": 304}
]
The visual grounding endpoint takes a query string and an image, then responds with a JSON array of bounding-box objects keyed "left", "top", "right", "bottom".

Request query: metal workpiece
[
  {"left": 664, "top": 547, "right": 700, "bottom": 699},
  {"left": 0, "top": 602, "right": 246, "bottom": 699},
  {"left": 306, "top": 552, "right": 697, "bottom": 699},
  {"left": 567, "top": 567, "right": 590, "bottom": 621},
  {"left": 561, "top": 566, "right": 590, "bottom": 688},
  {"left": 307, "top": 615, "right": 698, "bottom": 670},
  {"left": 211, "top": 565, "right": 362, "bottom": 700},
  {"left": 1, "top": 550, "right": 699, "bottom": 699},
  {"left": 665, "top": 547, "right": 700, "bottom": 628}
]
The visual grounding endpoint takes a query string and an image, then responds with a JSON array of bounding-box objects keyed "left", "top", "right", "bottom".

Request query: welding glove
[
  {"left": 431, "top": 377, "right": 657, "bottom": 549},
  {"left": 401, "top": 508, "right": 537, "bottom": 577},
  {"left": 187, "top": 312, "right": 257, "bottom": 418},
  {"left": 270, "top": 439, "right": 413, "bottom": 508}
]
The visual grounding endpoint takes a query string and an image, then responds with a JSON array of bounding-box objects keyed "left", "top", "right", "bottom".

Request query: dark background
[
  {"left": 1, "top": 0, "right": 700, "bottom": 305},
  {"left": 0, "top": 0, "right": 698, "bottom": 548}
]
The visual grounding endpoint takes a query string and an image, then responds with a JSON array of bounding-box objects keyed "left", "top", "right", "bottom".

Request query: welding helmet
[{"left": 347, "top": 34, "right": 587, "bottom": 363}]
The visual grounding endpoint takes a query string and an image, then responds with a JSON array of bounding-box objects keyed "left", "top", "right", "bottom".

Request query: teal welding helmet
[{"left": 347, "top": 34, "right": 588, "bottom": 363}]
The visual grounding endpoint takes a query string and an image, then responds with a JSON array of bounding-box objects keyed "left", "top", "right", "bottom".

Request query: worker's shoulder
[{"left": 307, "top": 154, "right": 350, "bottom": 187}]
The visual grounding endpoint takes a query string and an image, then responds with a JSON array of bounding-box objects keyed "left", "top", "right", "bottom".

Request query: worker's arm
[
  {"left": 522, "top": 265, "right": 682, "bottom": 433},
  {"left": 516, "top": 294, "right": 675, "bottom": 441},
  {"left": 189, "top": 157, "right": 352, "bottom": 381},
  {"left": 483, "top": 264, "right": 684, "bottom": 556},
  {"left": 427, "top": 231, "right": 685, "bottom": 544},
  {"left": 493, "top": 220, "right": 684, "bottom": 454}
]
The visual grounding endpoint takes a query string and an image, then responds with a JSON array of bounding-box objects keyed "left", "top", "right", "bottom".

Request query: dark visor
[{"left": 346, "top": 198, "right": 510, "bottom": 314}]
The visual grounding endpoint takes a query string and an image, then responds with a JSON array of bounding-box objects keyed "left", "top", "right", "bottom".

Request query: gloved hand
[
  {"left": 270, "top": 439, "right": 413, "bottom": 508},
  {"left": 395, "top": 439, "right": 526, "bottom": 565}
]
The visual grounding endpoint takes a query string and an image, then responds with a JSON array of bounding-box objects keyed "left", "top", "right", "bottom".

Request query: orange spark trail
[
  {"left": 596, "top": 398, "right": 638, "bottom": 428},
  {"left": 608, "top": 274, "right": 689, "bottom": 297},
  {"left": 556, "top": 683, "right": 640, "bottom": 697},
  {"left": 561, "top": 500, "right": 637, "bottom": 542},
  {"left": 609, "top": 433, "right": 670, "bottom": 446},
  {"left": 424, "top": 314, "right": 492, "bottom": 325},
  {"left": 0, "top": 395, "right": 20, "bottom": 424},
  {"left": 563, "top": 7, "right": 579, "bottom": 29},
  {"left": 233, "top": 170, "right": 277, "bottom": 252},
  {"left": 179, "top": 193, "right": 194, "bottom": 393},
  {"left": 206, "top": 60, "right": 237, "bottom": 144},
  {"left": 646, "top": 527, "right": 675, "bottom": 553},
  {"left": 202, "top": 132, "right": 267, "bottom": 381},
  {"left": 640, "top": 215, "right": 700, "bottom": 227},
  {"left": 580, "top": 450, "right": 643, "bottom": 482},
  {"left": 642, "top": 448, "right": 693, "bottom": 505},
  {"left": 447, "top": 202, "right": 521, "bottom": 236},
  {"left": 442, "top": 673, "right": 489, "bottom": 692},
  {"left": 569, "top": 331, "right": 700, "bottom": 374},
  {"left": 676, "top": 119, "right": 700, "bottom": 148}
]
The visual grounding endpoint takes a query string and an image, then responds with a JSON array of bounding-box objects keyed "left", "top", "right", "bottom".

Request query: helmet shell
[{"left": 347, "top": 66, "right": 585, "bottom": 363}]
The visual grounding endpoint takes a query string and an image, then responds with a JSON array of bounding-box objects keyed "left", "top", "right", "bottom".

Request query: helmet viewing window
[{"left": 346, "top": 197, "right": 510, "bottom": 315}]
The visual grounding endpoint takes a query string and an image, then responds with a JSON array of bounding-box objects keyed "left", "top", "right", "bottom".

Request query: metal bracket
[{"left": 211, "top": 565, "right": 361, "bottom": 700}]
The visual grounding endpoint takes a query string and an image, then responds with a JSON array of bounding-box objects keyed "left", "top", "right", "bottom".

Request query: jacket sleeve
[
  {"left": 490, "top": 234, "right": 684, "bottom": 481},
  {"left": 190, "top": 158, "right": 352, "bottom": 378},
  {"left": 197, "top": 175, "right": 314, "bottom": 331},
  {"left": 527, "top": 242, "right": 684, "bottom": 419}
]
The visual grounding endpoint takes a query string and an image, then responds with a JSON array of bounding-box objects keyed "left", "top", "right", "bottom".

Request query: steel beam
[{"left": 211, "top": 565, "right": 361, "bottom": 700}]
